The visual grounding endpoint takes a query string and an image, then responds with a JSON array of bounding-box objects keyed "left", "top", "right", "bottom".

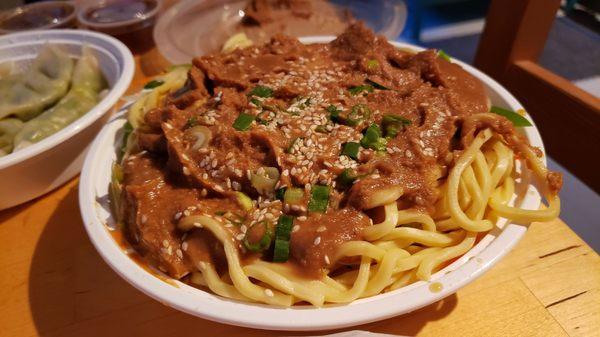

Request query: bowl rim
[
  {"left": 79, "top": 37, "right": 545, "bottom": 331},
  {"left": 0, "top": 29, "right": 135, "bottom": 170}
]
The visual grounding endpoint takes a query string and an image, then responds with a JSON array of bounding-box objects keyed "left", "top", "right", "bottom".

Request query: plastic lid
[
  {"left": 154, "top": 0, "right": 407, "bottom": 64},
  {"left": 77, "top": 0, "right": 161, "bottom": 36},
  {"left": 0, "top": 1, "right": 76, "bottom": 34}
]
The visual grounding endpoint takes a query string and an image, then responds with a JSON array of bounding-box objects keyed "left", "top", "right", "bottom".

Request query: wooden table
[{"left": 1, "top": 49, "right": 599, "bottom": 337}]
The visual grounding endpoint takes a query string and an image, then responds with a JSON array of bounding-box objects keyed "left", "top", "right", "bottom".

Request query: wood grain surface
[{"left": 0, "top": 48, "right": 598, "bottom": 337}]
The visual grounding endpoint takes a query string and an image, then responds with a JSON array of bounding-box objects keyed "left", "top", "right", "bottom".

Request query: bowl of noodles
[{"left": 79, "top": 24, "right": 561, "bottom": 330}]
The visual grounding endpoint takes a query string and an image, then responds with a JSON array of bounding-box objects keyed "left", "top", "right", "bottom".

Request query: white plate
[
  {"left": 79, "top": 38, "right": 546, "bottom": 331},
  {"left": 0, "top": 29, "right": 134, "bottom": 209}
]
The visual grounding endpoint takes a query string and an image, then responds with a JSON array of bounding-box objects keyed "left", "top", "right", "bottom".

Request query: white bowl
[
  {"left": 0, "top": 29, "right": 134, "bottom": 210},
  {"left": 79, "top": 38, "right": 546, "bottom": 331}
]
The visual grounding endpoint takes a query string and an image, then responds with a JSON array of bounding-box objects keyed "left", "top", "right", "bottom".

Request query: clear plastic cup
[
  {"left": 0, "top": 1, "right": 77, "bottom": 35},
  {"left": 77, "top": 0, "right": 162, "bottom": 53}
]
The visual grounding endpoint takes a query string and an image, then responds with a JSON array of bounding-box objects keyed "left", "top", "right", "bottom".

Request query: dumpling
[
  {"left": 12, "top": 47, "right": 107, "bottom": 150},
  {"left": 0, "top": 45, "right": 74, "bottom": 121},
  {"left": 0, "top": 118, "right": 23, "bottom": 157},
  {"left": 0, "top": 60, "right": 16, "bottom": 79}
]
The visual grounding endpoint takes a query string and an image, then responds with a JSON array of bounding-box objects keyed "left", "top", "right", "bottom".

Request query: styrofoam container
[
  {"left": 0, "top": 29, "right": 134, "bottom": 210},
  {"left": 79, "top": 38, "right": 546, "bottom": 331}
]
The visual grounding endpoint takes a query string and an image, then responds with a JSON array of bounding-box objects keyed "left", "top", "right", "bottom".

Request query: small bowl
[
  {"left": 79, "top": 37, "right": 547, "bottom": 331},
  {"left": 0, "top": 29, "right": 134, "bottom": 210},
  {"left": 0, "top": 1, "right": 76, "bottom": 35},
  {"left": 77, "top": 0, "right": 161, "bottom": 53}
]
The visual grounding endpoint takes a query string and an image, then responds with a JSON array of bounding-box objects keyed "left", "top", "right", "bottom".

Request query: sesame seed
[
  {"left": 316, "top": 226, "right": 326, "bottom": 232},
  {"left": 176, "top": 249, "right": 183, "bottom": 259},
  {"left": 181, "top": 242, "right": 188, "bottom": 251},
  {"left": 162, "top": 240, "right": 169, "bottom": 248},
  {"left": 141, "top": 215, "right": 147, "bottom": 224},
  {"left": 324, "top": 255, "right": 330, "bottom": 265},
  {"left": 292, "top": 225, "right": 300, "bottom": 233},
  {"left": 313, "top": 237, "right": 321, "bottom": 245},
  {"left": 193, "top": 222, "right": 203, "bottom": 228},
  {"left": 264, "top": 289, "right": 274, "bottom": 297},
  {"left": 236, "top": 233, "right": 245, "bottom": 240}
]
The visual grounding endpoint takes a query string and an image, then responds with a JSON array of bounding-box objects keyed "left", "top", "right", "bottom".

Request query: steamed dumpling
[
  {"left": 12, "top": 47, "right": 107, "bottom": 150},
  {"left": 0, "top": 118, "right": 23, "bottom": 156},
  {"left": 0, "top": 45, "right": 74, "bottom": 121}
]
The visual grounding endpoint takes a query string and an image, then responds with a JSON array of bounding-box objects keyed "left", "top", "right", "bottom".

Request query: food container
[
  {"left": 77, "top": 0, "right": 161, "bottom": 52},
  {"left": 0, "top": 29, "right": 134, "bottom": 210},
  {"left": 0, "top": 1, "right": 76, "bottom": 35},
  {"left": 79, "top": 37, "right": 546, "bottom": 331},
  {"left": 154, "top": 0, "right": 407, "bottom": 64}
]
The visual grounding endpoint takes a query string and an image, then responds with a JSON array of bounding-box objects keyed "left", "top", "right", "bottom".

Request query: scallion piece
[
  {"left": 347, "top": 104, "right": 371, "bottom": 126},
  {"left": 308, "top": 185, "right": 330, "bottom": 213},
  {"left": 250, "top": 97, "right": 262, "bottom": 107},
  {"left": 284, "top": 187, "right": 304, "bottom": 204},
  {"left": 243, "top": 221, "right": 272, "bottom": 253},
  {"left": 366, "top": 59, "right": 379, "bottom": 69},
  {"left": 275, "top": 187, "right": 287, "bottom": 201},
  {"left": 315, "top": 125, "right": 329, "bottom": 133},
  {"left": 273, "top": 215, "right": 294, "bottom": 262},
  {"left": 348, "top": 84, "right": 374, "bottom": 96},
  {"left": 360, "top": 123, "right": 387, "bottom": 151},
  {"left": 144, "top": 80, "right": 164, "bottom": 89},
  {"left": 232, "top": 113, "right": 255, "bottom": 131},
  {"left": 382, "top": 114, "right": 411, "bottom": 138},
  {"left": 235, "top": 192, "right": 253, "bottom": 211},
  {"left": 184, "top": 117, "right": 198, "bottom": 129},
  {"left": 341, "top": 142, "right": 360, "bottom": 160},
  {"left": 438, "top": 50, "right": 451, "bottom": 62},
  {"left": 338, "top": 168, "right": 358, "bottom": 187},
  {"left": 490, "top": 106, "right": 532, "bottom": 127},
  {"left": 248, "top": 85, "right": 273, "bottom": 98},
  {"left": 286, "top": 137, "right": 301, "bottom": 153},
  {"left": 119, "top": 121, "right": 133, "bottom": 161},
  {"left": 366, "top": 79, "right": 389, "bottom": 90}
]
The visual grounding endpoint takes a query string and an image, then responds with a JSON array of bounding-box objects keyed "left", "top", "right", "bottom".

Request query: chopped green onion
[
  {"left": 308, "top": 185, "right": 330, "bottom": 213},
  {"left": 248, "top": 85, "right": 273, "bottom": 98},
  {"left": 235, "top": 192, "right": 253, "bottom": 211},
  {"left": 366, "top": 79, "right": 390, "bottom": 90},
  {"left": 232, "top": 113, "right": 255, "bottom": 131},
  {"left": 119, "top": 121, "right": 133, "bottom": 161},
  {"left": 184, "top": 117, "right": 198, "bottom": 129},
  {"left": 338, "top": 168, "right": 358, "bottom": 187},
  {"left": 243, "top": 221, "right": 273, "bottom": 253},
  {"left": 382, "top": 114, "right": 411, "bottom": 138},
  {"left": 490, "top": 106, "right": 532, "bottom": 127},
  {"left": 315, "top": 125, "right": 329, "bottom": 133},
  {"left": 251, "top": 167, "right": 280, "bottom": 195},
  {"left": 284, "top": 187, "right": 304, "bottom": 204},
  {"left": 348, "top": 84, "right": 374, "bottom": 96},
  {"left": 250, "top": 97, "right": 262, "bottom": 107},
  {"left": 144, "top": 80, "right": 164, "bottom": 89},
  {"left": 275, "top": 187, "right": 287, "bottom": 201},
  {"left": 286, "top": 137, "right": 301, "bottom": 153},
  {"left": 360, "top": 123, "right": 387, "bottom": 151},
  {"left": 366, "top": 59, "right": 379, "bottom": 69},
  {"left": 341, "top": 142, "right": 360, "bottom": 160},
  {"left": 438, "top": 50, "right": 451, "bottom": 62},
  {"left": 273, "top": 215, "right": 294, "bottom": 262},
  {"left": 347, "top": 104, "right": 371, "bottom": 126},
  {"left": 326, "top": 105, "right": 339, "bottom": 114}
]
